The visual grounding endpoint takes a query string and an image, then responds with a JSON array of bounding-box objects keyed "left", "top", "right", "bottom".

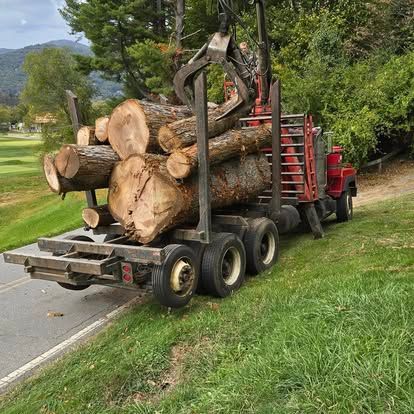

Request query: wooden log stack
[{"left": 43, "top": 97, "right": 272, "bottom": 243}]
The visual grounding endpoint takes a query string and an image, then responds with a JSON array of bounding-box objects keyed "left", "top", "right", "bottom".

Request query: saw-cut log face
[
  {"left": 108, "top": 154, "right": 182, "bottom": 243},
  {"left": 43, "top": 155, "right": 60, "bottom": 193},
  {"left": 108, "top": 99, "right": 150, "bottom": 159},
  {"left": 55, "top": 146, "right": 79, "bottom": 179},
  {"left": 95, "top": 117, "right": 109, "bottom": 142},
  {"left": 131, "top": 173, "right": 182, "bottom": 244},
  {"left": 108, "top": 157, "right": 144, "bottom": 223}
]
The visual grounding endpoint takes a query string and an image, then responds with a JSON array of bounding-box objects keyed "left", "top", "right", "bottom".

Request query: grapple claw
[{"left": 173, "top": 32, "right": 257, "bottom": 119}]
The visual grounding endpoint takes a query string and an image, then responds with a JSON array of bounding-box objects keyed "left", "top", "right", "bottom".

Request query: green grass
[
  {"left": 0, "top": 134, "right": 41, "bottom": 177},
  {"left": 0, "top": 135, "right": 86, "bottom": 252},
  {"left": 1, "top": 195, "right": 413, "bottom": 413}
]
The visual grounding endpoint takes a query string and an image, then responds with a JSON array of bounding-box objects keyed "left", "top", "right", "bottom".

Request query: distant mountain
[{"left": 0, "top": 39, "right": 122, "bottom": 104}]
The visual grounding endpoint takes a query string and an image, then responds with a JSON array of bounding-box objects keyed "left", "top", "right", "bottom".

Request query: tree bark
[
  {"left": 108, "top": 99, "right": 192, "bottom": 159},
  {"left": 54, "top": 145, "right": 120, "bottom": 180},
  {"left": 109, "top": 153, "right": 271, "bottom": 244},
  {"left": 77, "top": 126, "right": 97, "bottom": 145},
  {"left": 95, "top": 116, "right": 109, "bottom": 143},
  {"left": 175, "top": 0, "right": 185, "bottom": 49},
  {"left": 158, "top": 96, "right": 241, "bottom": 153},
  {"left": 43, "top": 155, "right": 109, "bottom": 194},
  {"left": 82, "top": 205, "right": 115, "bottom": 228},
  {"left": 166, "top": 123, "right": 272, "bottom": 178}
]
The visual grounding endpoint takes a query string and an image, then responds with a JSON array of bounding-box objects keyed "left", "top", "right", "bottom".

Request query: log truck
[{"left": 3, "top": 0, "right": 357, "bottom": 308}]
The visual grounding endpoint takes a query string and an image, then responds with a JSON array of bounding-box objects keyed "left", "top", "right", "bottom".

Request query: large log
[
  {"left": 54, "top": 145, "right": 120, "bottom": 179},
  {"left": 82, "top": 205, "right": 115, "bottom": 228},
  {"left": 95, "top": 116, "right": 109, "bottom": 143},
  {"left": 108, "top": 154, "right": 168, "bottom": 225},
  {"left": 109, "top": 153, "right": 271, "bottom": 244},
  {"left": 77, "top": 126, "right": 97, "bottom": 145},
  {"left": 158, "top": 97, "right": 241, "bottom": 153},
  {"left": 167, "top": 123, "right": 272, "bottom": 179},
  {"left": 43, "top": 155, "right": 108, "bottom": 194},
  {"left": 108, "top": 99, "right": 192, "bottom": 159}
]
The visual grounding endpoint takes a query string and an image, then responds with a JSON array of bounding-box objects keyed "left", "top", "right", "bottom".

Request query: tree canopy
[
  {"left": 21, "top": 47, "right": 94, "bottom": 151},
  {"left": 60, "top": 0, "right": 414, "bottom": 164}
]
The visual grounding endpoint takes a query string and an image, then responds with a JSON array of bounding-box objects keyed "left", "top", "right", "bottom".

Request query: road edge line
[{"left": 0, "top": 295, "right": 143, "bottom": 393}]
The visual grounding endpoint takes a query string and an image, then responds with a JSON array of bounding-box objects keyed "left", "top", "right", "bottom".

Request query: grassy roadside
[
  {"left": 0, "top": 135, "right": 90, "bottom": 252},
  {"left": 1, "top": 194, "right": 413, "bottom": 413}
]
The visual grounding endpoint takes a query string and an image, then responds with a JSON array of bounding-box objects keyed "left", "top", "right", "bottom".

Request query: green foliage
[
  {"left": 0, "top": 40, "right": 119, "bottom": 103},
  {"left": 207, "top": 65, "right": 226, "bottom": 104},
  {"left": 128, "top": 41, "right": 177, "bottom": 98},
  {"left": 61, "top": 0, "right": 171, "bottom": 98},
  {"left": 60, "top": 0, "right": 414, "bottom": 164},
  {"left": 0, "top": 104, "right": 11, "bottom": 124},
  {"left": 21, "top": 48, "right": 94, "bottom": 152},
  {"left": 271, "top": 1, "right": 414, "bottom": 165}
]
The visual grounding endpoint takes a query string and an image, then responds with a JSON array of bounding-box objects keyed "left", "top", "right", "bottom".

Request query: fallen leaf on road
[{"left": 47, "top": 311, "right": 64, "bottom": 318}]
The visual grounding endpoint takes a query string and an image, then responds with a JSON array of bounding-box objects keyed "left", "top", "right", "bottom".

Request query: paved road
[{"left": 0, "top": 229, "right": 139, "bottom": 384}]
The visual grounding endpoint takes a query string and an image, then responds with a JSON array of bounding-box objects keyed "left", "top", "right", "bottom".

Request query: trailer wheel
[
  {"left": 336, "top": 190, "right": 353, "bottom": 222},
  {"left": 57, "top": 235, "right": 93, "bottom": 291},
  {"left": 244, "top": 218, "right": 280, "bottom": 275},
  {"left": 152, "top": 244, "right": 198, "bottom": 308},
  {"left": 201, "top": 234, "right": 246, "bottom": 298}
]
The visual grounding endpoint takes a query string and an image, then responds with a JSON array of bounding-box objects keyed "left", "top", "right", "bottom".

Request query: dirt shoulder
[{"left": 355, "top": 156, "right": 414, "bottom": 207}]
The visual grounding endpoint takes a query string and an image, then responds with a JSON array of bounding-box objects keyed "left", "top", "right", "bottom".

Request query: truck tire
[
  {"left": 57, "top": 235, "right": 94, "bottom": 291},
  {"left": 336, "top": 190, "right": 353, "bottom": 222},
  {"left": 201, "top": 234, "right": 246, "bottom": 298},
  {"left": 244, "top": 218, "right": 280, "bottom": 275},
  {"left": 152, "top": 244, "right": 198, "bottom": 308}
]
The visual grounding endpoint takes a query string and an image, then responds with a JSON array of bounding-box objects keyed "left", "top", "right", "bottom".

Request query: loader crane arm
[{"left": 173, "top": 0, "right": 272, "bottom": 118}]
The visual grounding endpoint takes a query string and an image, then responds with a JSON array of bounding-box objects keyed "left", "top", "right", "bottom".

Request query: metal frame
[
  {"left": 268, "top": 80, "right": 281, "bottom": 220},
  {"left": 65, "top": 90, "right": 97, "bottom": 208},
  {"left": 174, "top": 71, "right": 213, "bottom": 244}
]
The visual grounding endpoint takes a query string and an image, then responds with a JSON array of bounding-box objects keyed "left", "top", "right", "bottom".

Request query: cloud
[{"left": 0, "top": 0, "right": 86, "bottom": 49}]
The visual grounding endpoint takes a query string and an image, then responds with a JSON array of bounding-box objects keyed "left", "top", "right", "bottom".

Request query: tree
[
  {"left": 0, "top": 105, "right": 11, "bottom": 124},
  {"left": 61, "top": 0, "right": 172, "bottom": 98},
  {"left": 21, "top": 47, "right": 94, "bottom": 150}
]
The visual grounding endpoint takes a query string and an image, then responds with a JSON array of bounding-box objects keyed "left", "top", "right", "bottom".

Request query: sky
[{"left": 0, "top": 0, "right": 87, "bottom": 49}]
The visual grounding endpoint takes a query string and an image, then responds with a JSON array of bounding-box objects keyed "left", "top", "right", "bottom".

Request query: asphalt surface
[{"left": 0, "top": 229, "right": 138, "bottom": 381}]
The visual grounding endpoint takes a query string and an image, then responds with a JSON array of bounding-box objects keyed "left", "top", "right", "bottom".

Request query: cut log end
[
  {"left": 107, "top": 100, "right": 150, "bottom": 159},
  {"left": 95, "top": 117, "right": 109, "bottom": 142},
  {"left": 158, "top": 125, "right": 180, "bottom": 153},
  {"left": 54, "top": 146, "right": 79, "bottom": 179},
  {"left": 130, "top": 173, "right": 182, "bottom": 244},
  {"left": 43, "top": 155, "right": 61, "bottom": 194},
  {"left": 82, "top": 205, "right": 115, "bottom": 228},
  {"left": 77, "top": 126, "right": 96, "bottom": 145},
  {"left": 166, "top": 151, "right": 192, "bottom": 179}
]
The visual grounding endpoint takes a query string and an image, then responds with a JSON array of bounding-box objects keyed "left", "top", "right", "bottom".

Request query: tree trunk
[
  {"left": 95, "top": 116, "right": 109, "bottom": 143},
  {"left": 175, "top": 0, "right": 185, "bottom": 49},
  {"left": 43, "top": 155, "right": 109, "bottom": 194},
  {"left": 158, "top": 96, "right": 241, "bottom": 153},
  {"left": 167, "top": 124, "right": 272, "bottom": 178},
  {"left": 109, "top": 153, "right": 271, "bottom": 244},
  {"left": 108, "top": 99, "right": 192, "bottom": 159},
  {"left": 82, "top": 205, "right": 115, "bottom": 228},
  {"left": 54, "top": 145, "right": 120, "bottom": 179},
  {"left": 77, "top": 126, "right": 97, "bottom": 145}
]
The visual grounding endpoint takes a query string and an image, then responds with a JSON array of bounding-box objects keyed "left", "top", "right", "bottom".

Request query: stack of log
[{"left": 44, "top": 97, "right": 273, "bottom": 244}]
